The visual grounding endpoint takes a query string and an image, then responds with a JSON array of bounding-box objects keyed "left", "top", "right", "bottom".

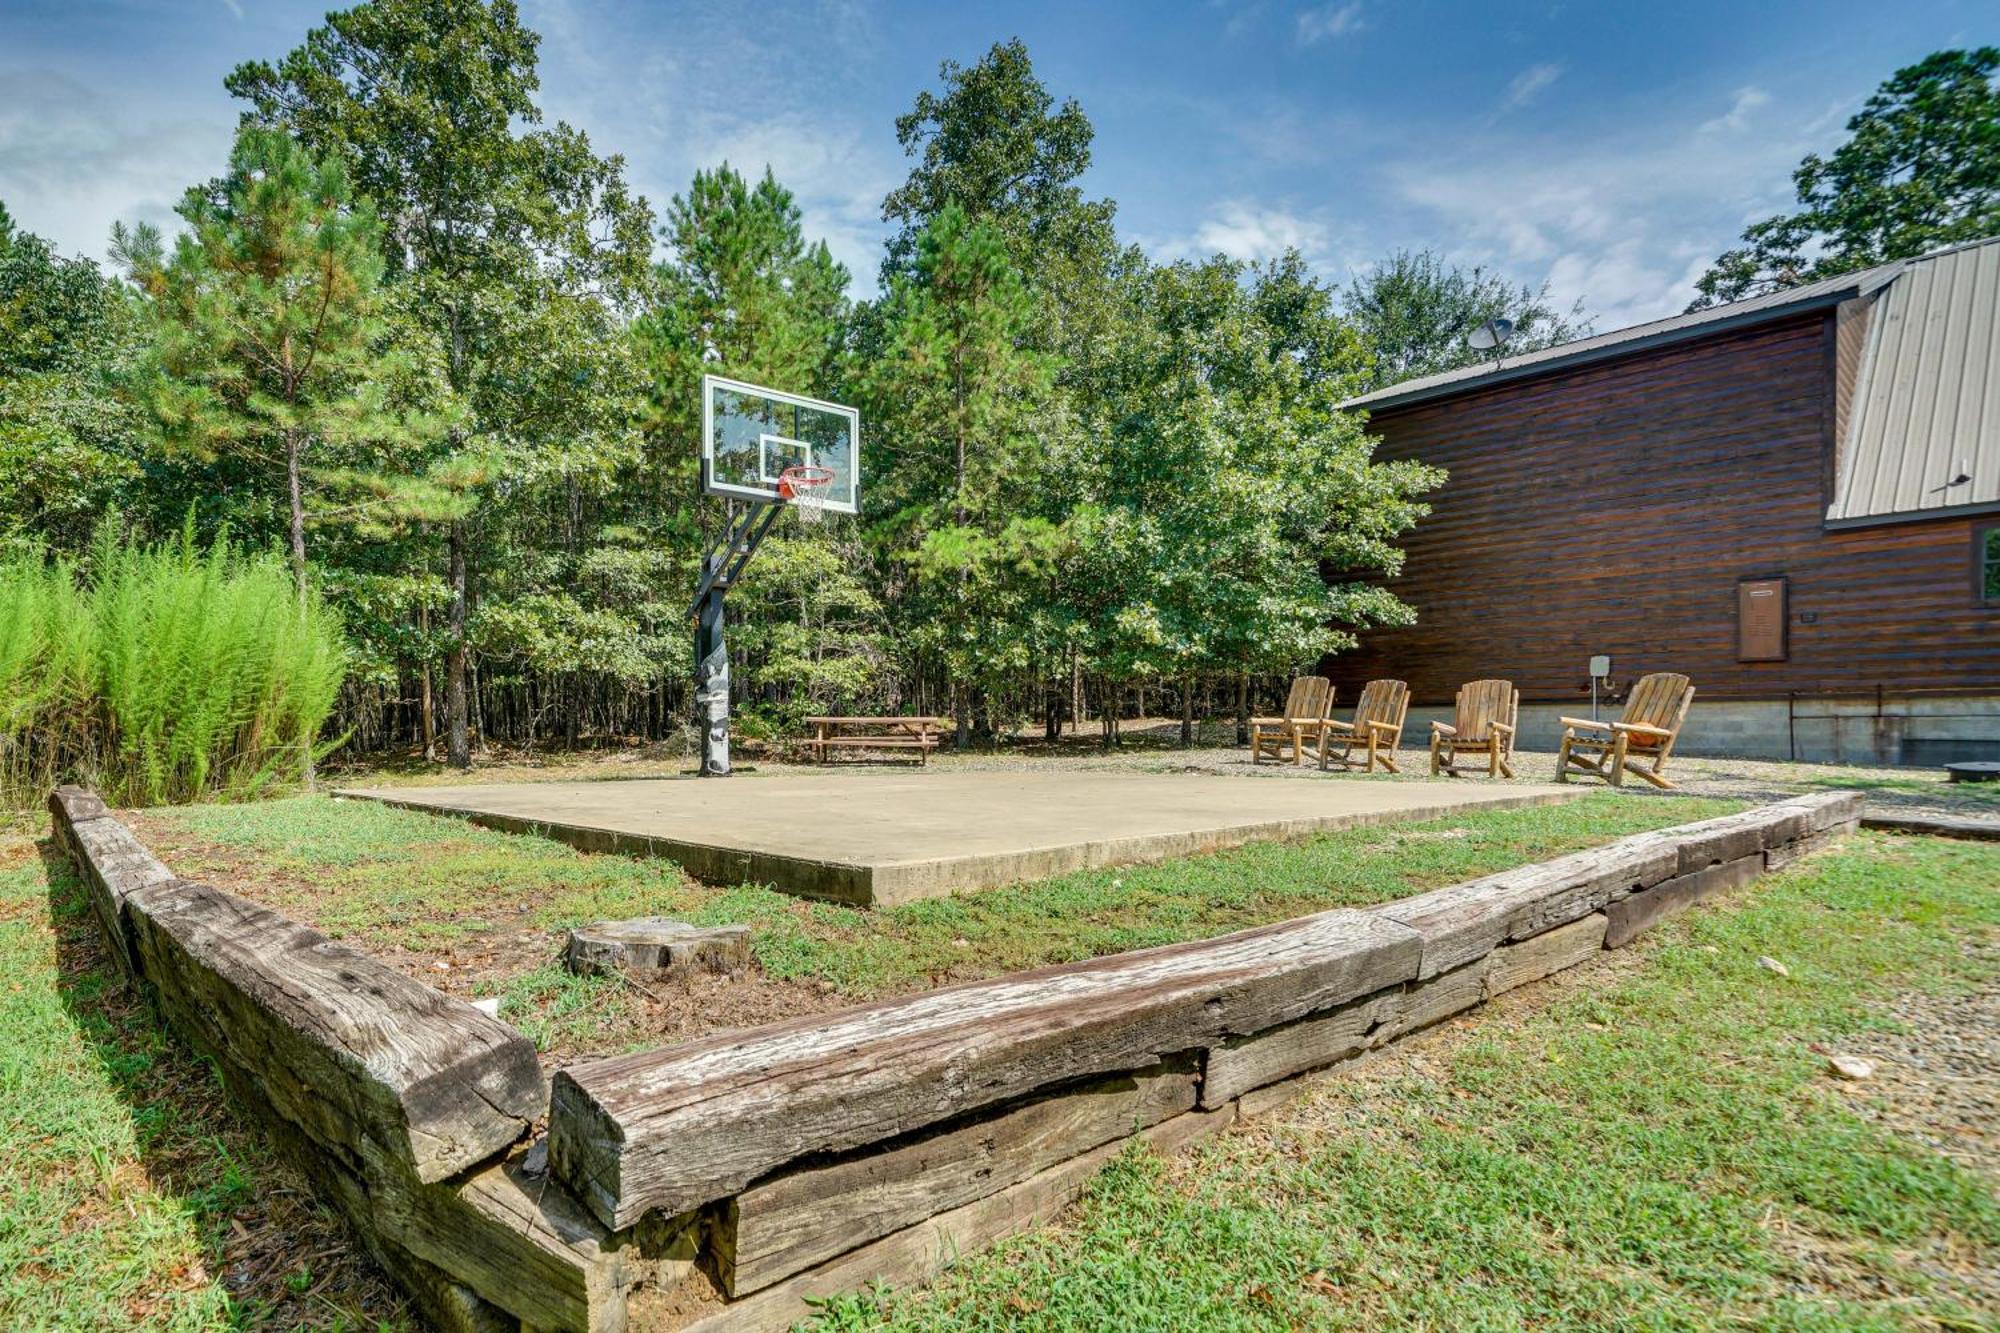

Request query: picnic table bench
[{"left": 802, "top": 716, "right": 948, "bottom": 765}]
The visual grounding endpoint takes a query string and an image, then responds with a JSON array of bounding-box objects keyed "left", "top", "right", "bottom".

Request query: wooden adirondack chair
[
  {"left": 1430, "top": 679, "right": 1518, "bottom": 778},
  {"left": 1318, "top": 679, "right": 1410, "bottom": 773},
  {"left": 1250, "top": 676, "right": 1334, "bottom": 765},
  {"left": 1555, "top": 672, "right": 1695, "bottom": 789}
]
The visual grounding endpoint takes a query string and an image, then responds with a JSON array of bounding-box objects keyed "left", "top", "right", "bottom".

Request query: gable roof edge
[{"left": 1343, "top": 272, "right": 1892, "bottom": 415}]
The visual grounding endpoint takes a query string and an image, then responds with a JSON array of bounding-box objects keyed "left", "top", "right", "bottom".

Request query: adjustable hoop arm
[{"left": 688, "top": 498, "right": 784, "bottom": 618}]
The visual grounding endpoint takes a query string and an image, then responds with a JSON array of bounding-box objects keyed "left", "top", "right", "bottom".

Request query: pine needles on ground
[{"left": 0, "top": 525, "right": 346, "bottom": 807}]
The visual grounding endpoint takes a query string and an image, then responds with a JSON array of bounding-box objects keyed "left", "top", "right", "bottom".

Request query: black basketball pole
[{"left": 689, "top": 498, "right": 785, "bottom": 777}]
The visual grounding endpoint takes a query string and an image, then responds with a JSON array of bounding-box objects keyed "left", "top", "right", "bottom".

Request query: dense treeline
[
  {"left": 3, "top": 18, "right": 1985, "bottom": 790},
  {"left": 1, "top": 2, "right": 1628, "bottom": 773}
]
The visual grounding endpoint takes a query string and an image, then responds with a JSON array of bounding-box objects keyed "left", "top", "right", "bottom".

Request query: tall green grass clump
[{"left": 0, "top": 525, "right": 346, "bottom": 807}]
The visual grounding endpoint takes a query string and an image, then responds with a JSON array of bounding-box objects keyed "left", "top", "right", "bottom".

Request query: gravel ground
[
  {"left": 331, "top": 716, "right": 2000, "bottom": 819},
  {"left": 1824, "top": 937, "right": 2000, "bottom": 1179}
]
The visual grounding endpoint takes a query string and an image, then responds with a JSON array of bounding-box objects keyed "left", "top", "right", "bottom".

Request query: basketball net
[{"left": 777, "top": 464, "right": 835, "bottom": 525}]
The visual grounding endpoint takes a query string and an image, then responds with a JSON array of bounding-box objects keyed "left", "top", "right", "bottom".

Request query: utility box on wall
[{"left": 1737, "top": 577, "right": 1788, "bottom": 661}]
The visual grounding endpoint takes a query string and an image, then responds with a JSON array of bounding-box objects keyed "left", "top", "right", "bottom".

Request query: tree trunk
[
  {"left": 285, "top": 432, "right": 309, "bottom": 601},
  {"left": 1234, "top": 673, "right": 1250, "bottom": 747},
  {"left": 446, "top": 520, "right": 471, "bottom": 769},
  {"left": 1180, "top": 674, "right": 1195, "bottom": 747},
  {"left": 285, "top": 430, "right": 317, "bottom": 790},
  {"left": 418, "top": 605, "right": 436, "bottom": 761}
]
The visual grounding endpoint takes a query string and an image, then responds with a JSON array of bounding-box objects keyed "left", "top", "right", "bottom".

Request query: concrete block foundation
[{"left": 1401, "top": 693, "right": 2000, "bottom": 767}]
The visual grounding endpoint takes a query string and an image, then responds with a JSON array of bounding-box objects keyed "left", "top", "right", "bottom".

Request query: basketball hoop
[{"left": 776, "top": 464, "right": 835, "bottom": 524}]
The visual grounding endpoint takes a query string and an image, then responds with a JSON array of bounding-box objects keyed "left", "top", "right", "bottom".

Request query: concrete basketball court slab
[{"left": 336, "top": 770, "right": 1581, "bottom": 907}]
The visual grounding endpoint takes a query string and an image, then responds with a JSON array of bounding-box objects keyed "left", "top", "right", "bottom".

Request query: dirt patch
[
  {"left": 121, "top": 810, "right": 866, "bottom": 1066},
  {"left": 1820, "top": 939, "right": 1999, "bottom": 1179},
  {"left": 536, "top": 968, "right": 858, "bottom": 1071}
]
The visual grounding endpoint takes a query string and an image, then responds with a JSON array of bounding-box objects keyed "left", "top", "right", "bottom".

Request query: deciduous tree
[
  {"left": 0, "top": 206, "right": 148, "bottom": 558},
  {"left": 1342, "top": 249, "right": 1590, "bottom": 391},
  {"left": 1691, "top": 48, "right": 2000, "bottom": 308}
]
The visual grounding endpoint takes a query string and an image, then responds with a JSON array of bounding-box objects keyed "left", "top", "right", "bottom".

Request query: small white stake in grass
[
  {"left": 1757, "top": 956, "right": 1790, "bottom": 978},
  {"left": 1826, "top": 1054, "right": 1875, "bottom": 1081},
  {"left": 471, "top": 997, "right": 502, "bottom": 1018}
]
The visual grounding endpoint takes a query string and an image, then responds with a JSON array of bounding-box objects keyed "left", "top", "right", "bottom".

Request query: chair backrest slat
[
  {"left": 1284, "top": 675, "right": 1333, "bottom": 721},
  {"left": 1455, "top": 679, "right": 1515, "bottom": 742},
  {"left": 1354, "top": 679, "right": 1410, "bottom": 730},
  {"left": 1621, "top": 672, "right": 1693, "bottom": 747}
]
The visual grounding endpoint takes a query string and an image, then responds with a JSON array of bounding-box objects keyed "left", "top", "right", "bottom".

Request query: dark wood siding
[{"left": 1327, "top": 311, "right": 2000, "bottom": 705}]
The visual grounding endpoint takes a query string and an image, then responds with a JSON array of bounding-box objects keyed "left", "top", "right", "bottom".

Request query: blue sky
[{"left": 1, "top": 1, "right": 1991, "bottom": 328}]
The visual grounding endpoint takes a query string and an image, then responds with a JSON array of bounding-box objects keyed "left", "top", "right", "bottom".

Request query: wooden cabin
[{"left": 1329, "top": 236, "right": 2000, "bottom": 766}]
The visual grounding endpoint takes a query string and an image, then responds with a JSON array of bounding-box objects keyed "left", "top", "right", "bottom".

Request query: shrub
[{"left": 0, "top": 525, "right": 346, "bottom": 807}]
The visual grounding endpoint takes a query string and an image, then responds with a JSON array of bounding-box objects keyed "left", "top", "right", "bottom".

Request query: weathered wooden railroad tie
[{"left": 50, "top": 785, "right": 1861, "bottom": 1332}]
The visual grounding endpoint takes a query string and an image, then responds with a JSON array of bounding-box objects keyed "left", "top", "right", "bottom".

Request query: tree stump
[{"left": 563, "top": 918, "right": 752, "bottom": 979}]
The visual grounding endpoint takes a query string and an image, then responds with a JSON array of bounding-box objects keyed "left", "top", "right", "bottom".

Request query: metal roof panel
[{"left": 1826, "top": 236, "right": 2000, "bottom": 523}]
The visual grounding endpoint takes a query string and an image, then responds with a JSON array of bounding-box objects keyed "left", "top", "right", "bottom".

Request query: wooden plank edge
[
  {"left": 1860, "top": 811, "right": 2000, "bottom": 841},
  {"left": 42, "top": 790, "right": 637, "bottom": 1331},
  {"left": 666, "top": 802, "right": 1855, "bottom": 1328},
  {"left": 718, "top": 1061, "right": 1198, "bottom": 1298},
  {"left": 678, "top": 1102, "right": 1238, "bottom": 1333}
]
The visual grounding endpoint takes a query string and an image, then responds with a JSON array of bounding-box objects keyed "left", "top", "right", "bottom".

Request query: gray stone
[{"left": 564, "top": 918, "right": 753, "bottom": 979}]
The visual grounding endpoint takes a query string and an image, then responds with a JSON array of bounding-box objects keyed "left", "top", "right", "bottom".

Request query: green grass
[
  {"left": 0, "top": 829, "right": 402, "bottom": 1329},
  {"left": 132, "top": 793, "right": 1741, "bottom": 1032},
  {"left": 812, "top": 831, "right": 2000, "bottom": 1331},
  {"left": 0, "top": 525, "right": 345, "bottom": 810},
  {"left": 8, "top": 797, "right": 1996, "bottom": 1328},
  {"left": 1806, "top": 773, "right": 2000, "bottom": 806}
]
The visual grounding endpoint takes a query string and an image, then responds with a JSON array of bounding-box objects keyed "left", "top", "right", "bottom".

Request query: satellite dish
[{"left": 1467, "top": 317, "right": 1515, "bottom": 351}]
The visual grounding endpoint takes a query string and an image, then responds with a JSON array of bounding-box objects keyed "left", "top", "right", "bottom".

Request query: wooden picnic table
[{"left": 802, "top": 716, "right": 949, "bottom": 765}]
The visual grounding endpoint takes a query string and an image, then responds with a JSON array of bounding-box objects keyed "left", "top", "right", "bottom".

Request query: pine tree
[
  {"left": 637, "top": 163, "right": 848, "bottom": 526},
  {"left": 114, "top": 126, "right": 398, "bottom": 605},
  {"left": 228, "top": 0, "right": 655, "bottom": 768},
  {"left": 865, "top": 203, "right": 1058, "bottom": 744},
  {"left": 113, "top": 125, "right": 414, "bottom": 786}
]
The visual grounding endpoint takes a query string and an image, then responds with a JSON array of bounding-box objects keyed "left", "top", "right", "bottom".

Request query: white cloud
[
  {"left": 1382, "top": 90, "right": 1838, "bottom": 327},
  {"left": 1295, "top": 2, "right": 1364, "bottom": 45},
  {"left": 0, "top": 67, "right": 230, "bottom": 262},
  {"left": 1213, "top": 0, "right": 1270, "bottom": 39},
  {"left": 1700, "top": 85, "right": 1772, "bottom": 134},
  {"left": 687, "top": 115, "right": 898, "bottom": 283},
  {"left": 1502, "top": 63, "right": 1562, "bottom": 111},
  {"left": 527, "top": 0, "right": 899, "bottom": 291},
  {"left": 1149, "top": 200, "right": 1330, "bottom": 264}
]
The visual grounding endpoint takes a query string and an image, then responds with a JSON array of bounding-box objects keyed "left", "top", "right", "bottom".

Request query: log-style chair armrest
[
  {"left": 1365, "top": 719, "right": 1400, "bottom": 733},
  {"left": 1491, "top": 721, "right": 1515, "bottom": 735},
  {"left": 1430, "top": 720, "right": 1457, "bottom": 736},
  {"left": 1249, "top": 716, "right": 1287, "bottom": 727},
  {"left": 1322, "top": 719, "right": 1358, "bottom": 734},
  {"left": 1612, "top": 721, "right": 1674, "bottom": 739},
  {"left": 1558, "top": 716, "right": 1611, "bottom": 732}
]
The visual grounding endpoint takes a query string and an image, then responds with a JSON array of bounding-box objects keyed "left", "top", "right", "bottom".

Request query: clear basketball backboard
[{"left": 701, "top": 375, "right": 860, "bottom": 515}]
